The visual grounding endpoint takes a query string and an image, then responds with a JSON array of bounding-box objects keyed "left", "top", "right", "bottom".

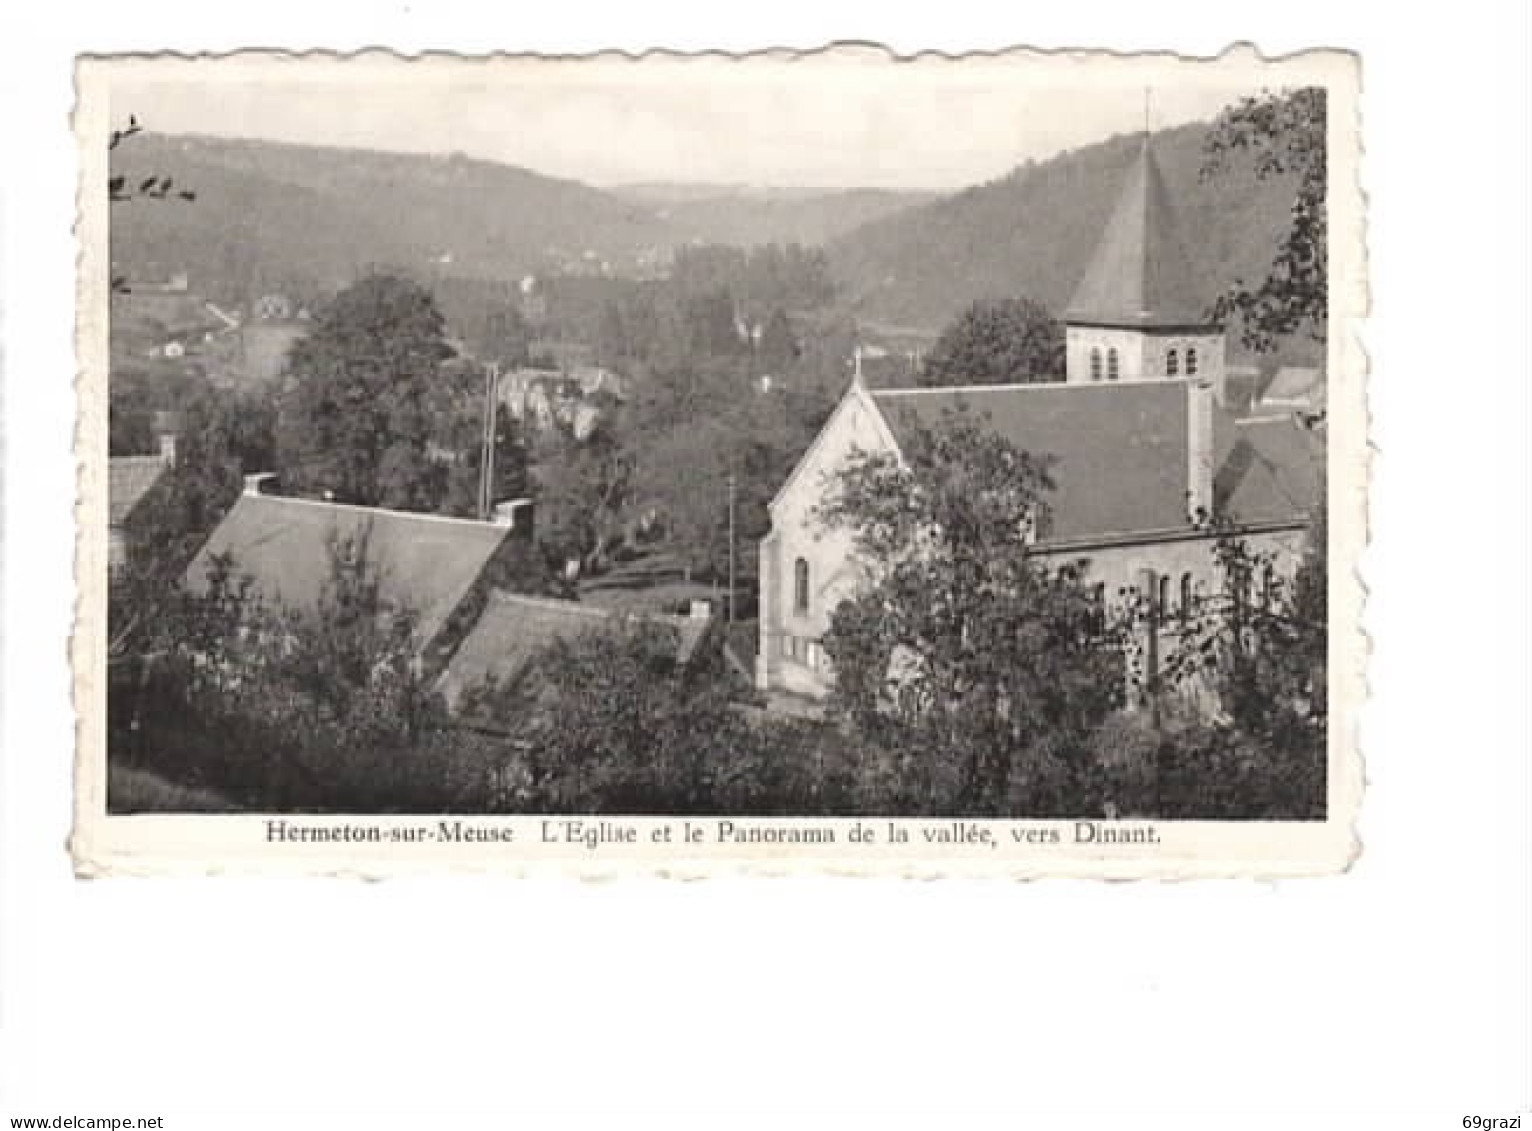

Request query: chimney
[
  {"left": 150, "top": 410, "right": 182, "bottom": 467},
  {"left": 491, "top": 498, "right": 534, "bottom": 535},
  {"left": 1187, "top": 378, "right": 1216, "bottom": 524},
  {"left": 243, "top": 472, "right": 279, "bottom": 497}
]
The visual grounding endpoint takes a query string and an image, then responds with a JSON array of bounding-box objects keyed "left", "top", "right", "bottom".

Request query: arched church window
[
  {"left": 1090, "top": 348, "right": 1102, "bottom": 381},
  {"left": 1107, "top": 348, "right": 1120, "bottom": 381},
  {"left": 1166, "top": 349, "right": 1180, "bottom": 377},
  {"left": 794, "top": 557, "right": 810, "bottom": 615},
  {"left": 1186, "top": 347, "right": 1199, "bottom": 376},
  {"left": 1179, "top": 573, "right": 1194, "bottom": 625},
  {"left": 1156, "top": 574, "right": 1170, "bottom": 622}
]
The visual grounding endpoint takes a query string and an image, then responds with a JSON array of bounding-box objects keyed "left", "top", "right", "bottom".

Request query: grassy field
[{"left": 108, "top": 762, "right": 240, "bottom": 814}]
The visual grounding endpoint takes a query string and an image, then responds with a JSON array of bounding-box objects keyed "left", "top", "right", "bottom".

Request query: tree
[
  {"left": 110, "top": 526, "right": 492, "bottom": 813},
  {"left": 815, "top": 408, "right": 1127, "bottom": 815},
  {"left": 479, "top": 305, "right": 531, "bottom": 368},
  {"left": 424, "top": 359, "right": 532, "bottom": 520},
  {"left": 459, "top": 619, "right": 745, "bottom": 814},
  {"left": 280, "top": 527, "right": 446, "bottom": 752},
  {"left": 1150, "top": 487, "right": 1328, "bottom": 819},
  {"left": 110, "top": 389, "right": 276, "bottom": 666},
  {"left": 682, "top": 289, "right": 745, "bottom": 359},
  {"left": 531, "top": 419, "right": 633, "bottom": 575},
  {"left": 920, "top": 297, "right": 1065, "bottom": 387},
  {"left": 631, "top": 417, "right": 736, "bottom": 578},
  {"left": 277, "top": 274, "right": 454, "bottom": 508},
  {"left": 756, "top": 307, "right": 799, "bottom": 373},
  {"left": 1202, "top": 87, "right": 1328, "bottom": 353},
  {"left": 623, "top": 366, "right": 828, "bottom": 582}
]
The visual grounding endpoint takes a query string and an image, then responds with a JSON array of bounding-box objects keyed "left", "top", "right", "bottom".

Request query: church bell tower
[{"left": 1063, "top": 134, "right": 1225, "bottom": 391}]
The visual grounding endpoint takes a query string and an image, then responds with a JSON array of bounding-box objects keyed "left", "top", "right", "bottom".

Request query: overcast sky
[{"left": 110, "top": 55, "right": 1264, "bottom": 190}]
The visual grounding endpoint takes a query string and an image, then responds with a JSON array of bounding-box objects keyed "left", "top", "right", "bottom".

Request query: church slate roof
[
  {"left": 108, "top": 455, "right": 170, "bottom": 527},
  {"left": 436, "top": 590, "right": 712, "bottom": 707},
  {"left": 183, "top": 493, "right": 515, "bottom": 649},
  {"left": 870, "top": 381, "right": 1193, "bottom": 541},
  {"left": 1065, "top": 139, "right": 1212, "bottom": 329},
  {"left": 868, "top": 382, "right": 1321, "bottom": 545}
]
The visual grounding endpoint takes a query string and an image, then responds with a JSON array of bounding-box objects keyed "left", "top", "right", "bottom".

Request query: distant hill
[
  {"left": 109, "top": 134, "right": 685, "bottom": 305},
  {"left": 825, "top": 120, "right": 1321, "bottom": 364},
  {"left": 108, "top": 136, "right": 935, "bottom": 310},
  {"left": 109, "top": 126, "right": 1320, "bottom": 366},
  {"left": 612, "top": 183, "right": 939, "bottom": 247}
]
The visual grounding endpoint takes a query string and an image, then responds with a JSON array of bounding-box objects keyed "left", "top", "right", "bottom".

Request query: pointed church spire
[{"left": 1065, "top": 129, "right": 1211, "bottom": 330}]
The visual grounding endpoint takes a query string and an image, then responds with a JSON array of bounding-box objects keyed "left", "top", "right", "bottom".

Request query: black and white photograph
[
  {"left": 77, "top": 49, "right": 1362, "bottom": 871},
  {"left": 9, "top": 2, "right": 1531, "bottom": 1121}
]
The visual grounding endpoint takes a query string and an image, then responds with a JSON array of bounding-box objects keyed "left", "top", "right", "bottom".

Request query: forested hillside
[
  {"left": 827, "top": 120, "right": 1321, "bottom": 362},
  {"left": 109, "top": 118, "right": 1321, "bottom": 365},
  {"left": 108, "top": 134, "right": 684, "bottom": 305},
  {"left": 614, "top": 184, "right": 939, "bottom": 247},
  {"left": 108, "top": 135, "right": 930, "bottom": 309}
]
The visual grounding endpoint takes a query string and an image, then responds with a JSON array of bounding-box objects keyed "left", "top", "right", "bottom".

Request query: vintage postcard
[{"left": 72, "top": 46, "right": 1365, "bottom": 877}]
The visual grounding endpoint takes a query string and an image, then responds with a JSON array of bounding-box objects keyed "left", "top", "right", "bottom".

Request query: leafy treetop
[
  {"left": 1202, "top": 87, "right": 1328, "bottom": 353},
  {"left": 920, "top": 297, "right": 1065, "bottom": 388}
]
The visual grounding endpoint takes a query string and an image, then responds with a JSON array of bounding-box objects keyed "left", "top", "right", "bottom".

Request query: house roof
[
  {"left": 1258, "top": 365, "right": 1326, "bottom": 408},
  {"left": 1065, "top": 139, "right": 1211, "bottom": 330},
  {"left": 870, "top": 381, "right": 1193, "bottom": 541},
  {"left": 109, "top": 455, "right": 170, "bottom": 527},
  {"left": 722, "top": 619, "right": 760, "bottom": 685},
  {"left": 1214, "top": 414, "right": 1324, "bottom": 524},
  {"left": 435, "top": 590, "right": 712, "bottom": 707},
  {"left": 183, "top": 493, "right": 514, "bottom": 647}
]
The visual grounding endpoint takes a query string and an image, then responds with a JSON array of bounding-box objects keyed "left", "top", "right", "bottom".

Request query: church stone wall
[
  {"left": 1039, "top": 526, "right": 1307, "bottom": 622},
  {"left": 758, "top": 386, "right": 890, "bottom": 697}
]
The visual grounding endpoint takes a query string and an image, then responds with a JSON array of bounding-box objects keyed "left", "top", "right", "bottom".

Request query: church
[{"left": 755, "top": 137, "right": 1324, "bottom": 700}]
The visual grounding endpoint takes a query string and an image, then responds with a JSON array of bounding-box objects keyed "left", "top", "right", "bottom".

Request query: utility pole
[
  {"left": 727, "top": 472, "right": 737, "bottom": 625},
  {"left": 486, "top": 361, "right": 499, "bottom": 519},
  {"left": 479, "top": 361, "right": 500, "bottom": 521}
]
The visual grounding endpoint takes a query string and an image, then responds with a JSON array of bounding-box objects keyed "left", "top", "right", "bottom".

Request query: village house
[
  {"left": 435, "top": 590, "right": 717, "bottom": 714},
  {"left": 497, "top": 363, "right": 623, "bottom": 441},
  {"left": 1254, "top": 365, "right": 1327, "bottom": 417},
  {"left": 755, "top": 137, "right": 1324, "bottom": 700},
  {"left": 107, "top": 413, "right": 180, "bottom": 576},
  {"left": 183, "top": 479, "right": 529, "bottom": 678}
]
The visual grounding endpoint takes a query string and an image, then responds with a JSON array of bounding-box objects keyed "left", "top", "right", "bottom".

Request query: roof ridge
[
  {"left": 873, "top": 377, "right": 1188, "bottom": 396},
  {"left": 487, "top": 589, "right": 611, "bottom": 618},
  {"left": 239, "top": 490, "right": 511, "bottom": 532},
  {"left": 109, "top": 453, "right": 170, "bottom": 466},
  {"left": 486, "top": 589, "right": 706, "bottom": 632}
]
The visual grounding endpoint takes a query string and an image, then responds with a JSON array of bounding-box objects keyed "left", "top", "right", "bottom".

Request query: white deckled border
[{"left": 70, "top": 44, "right": 1367, "bottom": 879}]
